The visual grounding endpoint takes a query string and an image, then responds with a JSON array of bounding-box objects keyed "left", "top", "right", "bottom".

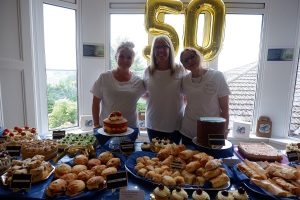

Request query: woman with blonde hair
[
  {"left": 91, "top": 41, "right": 145, "bottom": 145},
  {"left": 179, "top": 47, "right": 230, "bottom": 145},
  {"left": 143, "top": 35, "right": 186, "bottom": 144}
]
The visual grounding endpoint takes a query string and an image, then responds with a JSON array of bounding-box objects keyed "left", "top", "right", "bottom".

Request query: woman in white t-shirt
[
  {"left": 179, "top": 48, "right": 231, "bottom": 145},
  {"left": 90, "top": 41, "right": 145, "bottom": 145},
  {"left": 143, "top": 35, "right": 186, "bottom": 144}
]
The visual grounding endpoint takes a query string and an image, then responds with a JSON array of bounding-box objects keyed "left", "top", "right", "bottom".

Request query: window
[
  {"left": 33, "top": 0, "right": 79, "bottom": 134},
  {"left": 290, "top": 56, "right": 300, "bottom": 138}
]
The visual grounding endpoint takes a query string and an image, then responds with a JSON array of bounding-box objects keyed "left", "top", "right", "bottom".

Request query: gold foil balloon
[
  {"left": 143, "top": 0, "right": 183, "bottom": 60},
  {"left": 183, "top": 0, "right": 226, "bottom": 61}
]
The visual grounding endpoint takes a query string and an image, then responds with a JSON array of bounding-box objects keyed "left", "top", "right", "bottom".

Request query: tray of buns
[
  {"left": 125, "top": 150, "right": 231, "bottom": 190},
  {"left": 45, "top": 149, "right": 126, "bottom": 198},
  {"left": 233, "top": 159, "right": 300, "bottom": 199}
]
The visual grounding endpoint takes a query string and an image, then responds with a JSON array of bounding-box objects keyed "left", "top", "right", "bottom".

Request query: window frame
[{"left": 32, "top": 0, "right": 82, "bottom": 135}]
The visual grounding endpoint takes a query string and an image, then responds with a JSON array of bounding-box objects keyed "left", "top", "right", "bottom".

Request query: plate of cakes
[
  {"left": 233, "top": 159, "right": 300, "bottom": 199},
  {"left": 125, "top": 144, "right": 231, "bottom": 190},
  {"left": 45, "top": 150, "right": 126, "bottom": 198}
]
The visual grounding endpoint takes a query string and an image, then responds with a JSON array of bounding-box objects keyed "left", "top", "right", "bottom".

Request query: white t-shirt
[
  {"left": 90, "top": 71, "right": 145, "bottom": 128},
  {"left": 180, "top": 69, "right": 231, "bottom": 139},
  {"left": 143, "top": 65, "right": 186, "bottom": 132}
]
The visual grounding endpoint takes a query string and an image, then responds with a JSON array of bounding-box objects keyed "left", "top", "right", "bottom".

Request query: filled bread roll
[
  {"left": 46, "top": 179, "right": 67, "bottom": 197},
  {"left": 74, "top": 154, "right": 89, "bottom": 165},
  {"left": 101, "top": 167, "right": 117, "bottom": 178},
  {"left": 86, "top": 176, "right": 106, "bottom": 190},
  {"left": 87, "top": 158, "right": 101, "bottom": 169},
  {"left": 55, "top": 163, "right": 72, "bottom": 178},
  {"left": 91, "top": 165, "right": 107, "bottom": 176},
  {"left": 66, "top": 180, "right": 86, "bottom": 197},
  {"left": 60, "top": 173, "right": 78, "bottom": 184},
  {"left": 98, "top": 151, "right": 114, "bottom": 164},
  {"left": 71, "top": 164, "right": 88, "bottom": 175},
  {"left": 77, "top": 170, "right": 95, "bottom": 182},
  {"left": 106, "top": 158, "right": 121, "bottom": 168}
]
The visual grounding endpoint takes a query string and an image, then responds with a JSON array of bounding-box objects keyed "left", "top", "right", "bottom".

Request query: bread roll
[
  {"left": 86, "top": 176, "right": 105, "bottom": 190},
  {"left": 101, "top": 167, "right": 117, "bottom": 178},
  {"left": 91, "top": 165, "right": 107, "bottom": 176},
  {"left": 66, "top": 180, "right": 86, "bottom": 197},
  {"left": 98, "top": 151, "right": 114, "bottom": 164},
  {"left": 77, "top": 170, "right": 95, "bottom": 182},
  {"left": 87, "top": 158, "right": 101, "bottom": 169},
  {"left": 74, "top": 154, "right": 88, "bottom": 165},
  {"left": 71, "top": 164, "right": 88, "bottom": 175},
  {"left": 55, "top": 163, "right": 72, "bottom": 178},
  {"left": 46, "top": 179, "right": 67, "bottom": 197},
  {"left": 106, "top": 157, "right": 120, "bottom": 168},
  {"left": 60, "top": 173, "right": 78, "bottom": 184}
]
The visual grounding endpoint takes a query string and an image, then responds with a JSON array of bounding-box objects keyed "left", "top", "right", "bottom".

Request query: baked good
[
  {"left": 106, "top": 157, "right": 120, "bottom": 168},
  {"left": 232, "top": 187, "right": 249, "bottom": 200},
  {"left": 71, "top": 164, "right": 88, "bottom": 175},
  {"left": 170, "top": 187, "right": 188, "bottom": 200},
  {"left": 86, "top": 176, "right": 105, "bottom": 190},
  {"left": 74, "top": 154, "right": 89, "bottom": 165},
  {"left": 77, "top": 170, "right": 95, "bottom": 182},
  {"left": 87, "top": 158, "right": 101, "bottom": 169},
  {"left": 153, "top": 184, "right": 170, "bottom": 200},
  {"left": 251, "top": 178, "right": 292, "bottom": 197},
  {"left": 101, "top": 167, "right": 117, "bottom": 178},
  {"left": 21, "top": 139, "right": 58, "bottom": 160},
  {"left": 209, "top": 173, "right": 230, "bottom": 188},
  {"left": 141, "top": 142, "right": 151, "bottom": 151},
  {"left": 238, "top": 142, "right": 283, "bottom": 162},
  {"left": 0, "top": 150, "right": 11, "bottom": 174},
  {"left": 46, "top": 179, "right": 67, "bottom": 197},
  {"left": 91, "top": 165, "right": 107, "bottom": 176},
  {"left": 192, "top": 189, "right": 210, "bottom": 200},
  {"left": 2, "top": 126, "right": 37, "bottom": 138},
  {"left": 60, "top": 173, "right": 78, "bottom": 184},
  {"left": 55, "top": 163, "right": 72, "bottom": 178},
  {"left": 103, "top": 111, "right": 128, "bottom": 134},
  {"left": 98, "top": 151, "right": 114, "bottom": 164},
  {"left": 216, "top": 190, "right": 234, "bottom": 200},
  {"left": 65, "top": 180, "right": 86, "bottom": 197}
]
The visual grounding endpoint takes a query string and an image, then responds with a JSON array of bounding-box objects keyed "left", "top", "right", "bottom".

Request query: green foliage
[
  {"left": 48, "top": 98, "right": 77, "bottom": 129},
  {"left": 136, "top": 99, "right": 146, "bottom": 112}
]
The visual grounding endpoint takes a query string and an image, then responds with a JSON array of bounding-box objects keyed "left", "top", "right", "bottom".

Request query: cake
[
  {"left": 197, "top": 117, "right": 226, "bottom": 147},
  {"left": 238, "top": 142, "right": 282, "bottom": 162},
  {"left": 232, "top": 187, "right": 249, "bottom": 200},
  {"left": 103, "top": 111, "right": 128, "bottom": 134},
  {"left": 216, "top": 191, "right": 234, "bottom": 200},
  {"left": 152, "top": 184, "right": 170, "bottom": 200},
  {"left": 21, "top": 139, "right": 58, "bottom": 160},
  {"left": 170, "top": 187, "right": 188, "bottom": 200},
  {"left": 1, "top": 126, "right": 37, "bottom": 138},
  {"left": 192, "top": 189, "right": 210, "bottom": 200},
  {"left": 0, "top": 150, "right": 11, "bottom": 174}
]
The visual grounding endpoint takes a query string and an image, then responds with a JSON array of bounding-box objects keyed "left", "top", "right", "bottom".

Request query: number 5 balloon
[
  {"left": 184, "top": 0, "right": 226, "bottom": 61},
  {"left": 143, "top": 0, "right": 183, "bottom": 60}
]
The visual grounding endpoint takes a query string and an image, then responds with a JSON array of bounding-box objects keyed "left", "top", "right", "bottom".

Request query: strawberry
[
  {"left": 115, "top": 111, "right": 122, "bottom": 117},
  {"left": 31, "top": 128, "right": 36, "bottom": 134},
  {"left": 9, "top": 133, "right": 14, "bottom": 137},
  {"left": 24, "top": 126, "right": 30, "bottom": 130}
]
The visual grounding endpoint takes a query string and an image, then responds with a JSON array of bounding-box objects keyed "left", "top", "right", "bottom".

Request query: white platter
[
  {"left": 192, "top": 137, "right": 233, "bottom": 150},
  {"left": 97, "top": 127, "right": 134, "bottom": 137}
]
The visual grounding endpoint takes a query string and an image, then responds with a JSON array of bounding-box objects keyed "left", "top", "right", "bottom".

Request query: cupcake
[
  {"left": 192, "top": 189, "right": 210, "bottom": 200},
  {"left": 232, "top": 187, "right": 249, "bottom": 200},
  {"left": 170, "top": 187, "right": 188, "bottom": 200},
  {"left": 216, "top": 190, "right": 234, "bottom": 200},
  {"left": 153, "top": 184, "right": 170, "bottom": 200}
]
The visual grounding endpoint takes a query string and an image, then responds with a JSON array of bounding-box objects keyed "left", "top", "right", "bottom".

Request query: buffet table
[{"left": 0, "top": 140, "right": 298, "bottom": 200}]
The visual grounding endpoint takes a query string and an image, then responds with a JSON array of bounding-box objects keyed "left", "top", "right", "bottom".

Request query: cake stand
[
  {"left": 97, "top": 127, "right": 134, "bottom": 150},
  {"left": 192, "top": 137, "right": 234, "bottom": 158}
]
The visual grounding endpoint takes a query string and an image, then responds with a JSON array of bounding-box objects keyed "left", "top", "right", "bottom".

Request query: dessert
[
  {"left": 103, "top": 111, "right": 128, "bottom": 134},
  {"left": 0, "top": 150, "right": 11, "bottom": 174},
  {"left": 238, "top": 142, "right": 283, "bottom": 162},
  {"left": 55, "top": 163, "right": 72, "bottom": 178},
  {"left": 45, "top": 178, "right": 67, "bottom": 197},
  {"left": 86, "top": 176, "right": 105, "bottom": 190},
  {"left": 65, "top": 180, "right": 86, "bottom": 197},
  {"left": 232, "top": 187, "right": 249, "bottom": 200},
  {"left": 141, "top": 142, "right": 151, "bottom": 151},
  {"left": 170, "top": 187, "right": 188, "bottom": 200},
  {"left": 74, "top": 154, "right": 89, "bottom": 165},
  {"left": 216, "top": 190, "right": 234, "bottom": 200},
  {"left": 1, "top": 126, "right": 37, "bottom": 138},
  {"left": 153, "top": 184, "right": 170, "bottom": 200},
  {"left": 21, "top": 139, "right": 58, "bottom": 160},
  {"left": 192, "top": 189, "right": 210, "bottom": 200}
]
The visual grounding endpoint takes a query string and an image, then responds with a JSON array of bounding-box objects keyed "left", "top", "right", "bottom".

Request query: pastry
[
  {"left": 74, "top": 154, "right": 89, "bottom": 165},
  {"left": 21, "top": 139, "right": 58, "bottom": 160},
  {"left": 216, "top": 190, "right": 234, "bottom": 200},
  {"left": 205, "top": 159, "right": 222, "bottom": 171},
  {"left": 55, "top": 163, "right": 72, "bottom": 178},
  {"left": 204, "top": 168, "right": 223, "bottom": 180},
  {"left": 91, "top": 165, "right": 107, "bottom": 176},
  {"left": 185, "top": 161, "right": 201, "bottom": 173},
  {"left": 103, "top": 111, "right": 128, "bottom": 134},
  {"left": 232, "top": 187, "right": 249, "bottom": 200},
  {"left": 60, "top": 173, "right": 78, "bottom": 184},
  {"left": 46, "top": 179, "right": 67, "bottom": 197},
  {"left": 162, "top": 175, "right": 176, "bottom": 187},
  {"left": 192, "top": 189, "right": 210, "bottom": 200},
  {"left": 98, "top": 151, "right": 114, "bottom": 164},
  {"left": 272, "top": 177, "right": 300, "bottom": 196},
  {"left": 86, "top": 176, "right": 106, "bottom": 190},
  {"left": 77, "top": 170, "right": 95, "bottom": 182},
  {"left": 101, "top": 167, "right": 117, "bottom": 178},
  {"left": 170, "top": 187, "right": 188, "bottom": 200},
  {"left": 71, "top": 164, "right": 88, "bottom": 175},
  {"left": 106, "top": 157, "right": 120, "bottom": 168},
  {"left": 251, "top": 178, "right": 292, "bottom": 197},
  {"left": 0, "top": 150, "right": 11, "bottom": 174},
  {"left": 87, "top": 158, "right": 101, "bottom": 169},
  {"left": 153, "top": 184, "right": 170, "bottom": 200},
  {"left": 65, "top": 180, "right": 86, "bottom": 197},
  {"left": 209, "top": 173, "right": 230, "bottom": 188},
  {"left": 237, "top": 162, "right": 263, "bottom": 180}
]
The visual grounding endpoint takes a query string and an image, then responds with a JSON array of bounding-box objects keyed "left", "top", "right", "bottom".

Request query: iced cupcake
[
  {"left": 192, "top": 189, "right": 210, "bottom": 200},
  {"left": 232, "top": 187, "right": 249, "bottom": 200},
  {"left": 170, "top": 187, "right": 188, "bottom": 200},
  {"left": 153, "top": 184, "right": 170, "bottom": 200},
  {"left": 216, "top": 190, "right": 234, "bottom": 200}
]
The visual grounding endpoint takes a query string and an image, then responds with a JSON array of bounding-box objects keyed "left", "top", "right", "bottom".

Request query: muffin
[
  {"left": 232, "top": 187, "right": 249, "bottom": 200},
  {"left": 171, "top": 187, "right": 188, "bottom": 200},
  {"left": 192, "top": 189, "right": 210, "bottom": 200},
  {"left": 216, "top": 190, "right": 234, "bottom": 200},
  {"left": 153, "top": 184, "right": 170, "bottom": 200}
]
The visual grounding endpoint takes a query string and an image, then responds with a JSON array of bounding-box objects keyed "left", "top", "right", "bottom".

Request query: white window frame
[{"left": 32, "top": 0, "right": 82, "bottom": 136}]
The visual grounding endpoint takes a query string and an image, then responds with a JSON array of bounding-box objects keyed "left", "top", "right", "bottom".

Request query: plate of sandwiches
[
  {"left": 45, "top": 149, "right": 126, "bottom": 198},
  {"left": 233, "top": 159, "right": 300, "bottom": 199},
  {"left": 125, "top": 149, "right": 231, "bottom": 190}
]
